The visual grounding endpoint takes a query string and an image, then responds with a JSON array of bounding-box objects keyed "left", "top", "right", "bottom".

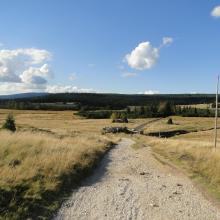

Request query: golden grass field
[
  {"left": 143, "top": 116, "right": 216, "bottom": 133},
  {"left": 134, "top": 116, "right": 220, "bottom": 201},
  {"left": 1, "top": 109, "right": 220, "bottom": 219},
  {"left": 0, "top": 109, "right": 147, "bottom": 220}
]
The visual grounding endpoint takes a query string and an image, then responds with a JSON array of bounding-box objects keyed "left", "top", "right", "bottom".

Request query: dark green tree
[
  {"left": 158, "top": 101, "right": 173, "bottom": 116},
  {"left": 140, "top": 106, "right": 145, "bottom": 115},
  {"left": 120, "top": 112, "right": 128, "bottom": 123},
  {"left": 2, "top": 114, "right": 16, "bottom": 132},
  {"left": 167, "top": 118, "right": 173, "bottom": 124}
]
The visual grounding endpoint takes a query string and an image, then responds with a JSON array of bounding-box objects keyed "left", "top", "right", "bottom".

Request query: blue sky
[{"left": 0, "top": 0, "right": 220, "bottom": 94}]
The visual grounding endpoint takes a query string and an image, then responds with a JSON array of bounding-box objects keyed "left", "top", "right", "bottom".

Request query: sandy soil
[{"left": 54, "top": 138, "right": 220, "bottom": 220}]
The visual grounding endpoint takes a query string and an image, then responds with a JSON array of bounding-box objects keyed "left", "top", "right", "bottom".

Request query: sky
[{"left": 0, "top": 0, "right": 220, "bottom": 95}]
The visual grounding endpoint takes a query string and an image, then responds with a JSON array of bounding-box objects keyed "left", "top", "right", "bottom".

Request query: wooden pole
[{"left": 214, "top": 75, "right": 219, "bottom": 150}]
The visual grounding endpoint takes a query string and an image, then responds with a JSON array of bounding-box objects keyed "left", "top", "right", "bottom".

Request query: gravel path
[{"left": 54, "top": 138, "right": 220, "bottom": 220}]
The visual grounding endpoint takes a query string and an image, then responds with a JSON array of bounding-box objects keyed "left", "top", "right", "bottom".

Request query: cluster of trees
[
  {"left": 111, "top": 112, "right": 128, "bottom": 123},
  {"left": 78, "top": 102, "right": 215, "bottom": 119},
  {"left": 0, "top": 93, "right": 216, "bottom": 111},
  {"left": 0, "top": 101, "right": 80, "bottom": 111},
  {"left": 126, "top": 102, "right": 174, "bottom": 118},
  {"left": 0, "top": 93, "right": 217, "bottom": 119},
  {"left": 175, "top": 106, "right": 213, "bottom": 117}
]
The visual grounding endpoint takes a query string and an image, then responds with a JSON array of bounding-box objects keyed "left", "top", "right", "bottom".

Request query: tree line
[{"left": 0, "top": 93, "right": 216, "bottom": 111}]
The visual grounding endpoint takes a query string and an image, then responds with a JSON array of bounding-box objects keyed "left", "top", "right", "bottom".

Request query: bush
[
  {"left": 2, "top": 114, "right": 16, "bottom": 132},
  {"left": 111, "top": 112, "right": 118, "bottom": 121},
  {"left": 167, "top": 118, "right": 173, "bottom": 125},
  {"left": 111, "top": 112, "right": 128, "bottom": 123}
]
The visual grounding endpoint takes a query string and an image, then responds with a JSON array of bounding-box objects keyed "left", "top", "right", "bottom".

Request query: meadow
[
  {"left": 134, "top": 116, "right": 220, "bottom": 203},
  {"left": 1, "top": 109, "right": 220, "bottom": 219},
  {"left": 0, "top": 109, "right": 147, "bottom": 219}
]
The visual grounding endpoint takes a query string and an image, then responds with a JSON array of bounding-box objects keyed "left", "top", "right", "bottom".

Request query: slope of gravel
[{"left": 54, "top": 138, "right": 220, "bottom": 220}]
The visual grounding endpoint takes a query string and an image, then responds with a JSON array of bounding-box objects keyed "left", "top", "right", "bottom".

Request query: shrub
[
  {"left": 111, "top": 112, "right": 118, "bottom": 122},
  {"left": 111, "top": 112, "right": 128, "bottom": 123},
  {"left": 2, "top": 114, "right": 16, "bottom": 132},
  {"left": 120, "top": 112, "right": 128, "bottom": 123},
  {"left": 167, "top": 118, "right": 173, "bottom": 125}
]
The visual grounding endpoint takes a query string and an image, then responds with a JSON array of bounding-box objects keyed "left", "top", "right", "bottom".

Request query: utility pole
[{"left": 214, "top": 75, "right": 219, "bottom": 150}]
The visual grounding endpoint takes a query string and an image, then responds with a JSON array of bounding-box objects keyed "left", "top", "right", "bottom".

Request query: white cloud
[
  {"left": 124, "top": 37, "right": 173, "bottom": 70},
  {"left": 139, "top": 90, "right": 159, "bottom": 95},
  {"left": 121, "top": 72, "right": 137, "bottom": 78},
  {"left": 0, "top": 47, "right": 97, "bottom": 95},
  {"left": 162, "top": 37, "right": 173, "bottom": 46},
  {"left": 46, "top": 85, "right": 95, "bottom": 93},
  {"left": 69, "top": 73, "right": 77, "bottom": 81},
  {"left": 125, "top": 42, "right": 159, "bottom": 70},
  {"left": 20, "top": 64, "right": 52, "bottom": 85},
  {"left": 211, "top": 5, "right": 220, "bottom": 17},
  {"left": 0, "top": 82, "right": 46, "bottom": 95},
  {"left": 0, "top": 66, "right": 21, "bottom": 82},
  {"left": 0, "top": 48, "right": 51, "bottom": 84},
  {"left": 190, "top": 91, "right": 198, "bottom": 94},
  {"left": 0, "top": 83, "right": 95, "bottom": 95}
]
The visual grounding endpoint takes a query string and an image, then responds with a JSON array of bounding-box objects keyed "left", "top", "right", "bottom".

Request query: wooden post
[{"left": 214, "top": 75, "right": 219, "bottom": 150}]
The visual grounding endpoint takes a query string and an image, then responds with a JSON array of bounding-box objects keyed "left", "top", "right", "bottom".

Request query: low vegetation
[
  {"left": 0, "top": 110, "right": 118, "bottom": 220},
  {"left": 134, "top": 117, "right": 220, "bottom": 200},
  {"left": 1, "top": 108, "right": 220, "bottom": 218},
  {"left": 149, "top": 137, "right": 220, "bottom": 199},
  {"left": 2, "top": 114, "right": 16, "bottom": 132},
  {"left": 111, "top": 112, "right": 128, "bottom": 123}
]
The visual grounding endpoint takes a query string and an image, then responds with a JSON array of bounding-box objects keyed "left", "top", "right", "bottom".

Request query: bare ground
[{"left": 54, "top": 138, "right": 220, "bottom": 220}]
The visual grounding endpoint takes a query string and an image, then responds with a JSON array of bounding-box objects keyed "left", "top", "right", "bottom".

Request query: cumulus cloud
[
  {"left": 46, "top": 85, "right": 95, "bottom": 93},
  {"left": 211, "top": 5, "right": 220, "bottom": 17},
  {"left": 0, "top": 82, "right": 46, "bottom": 95},
  {"left": 125, "top": 42, "right": 159, "bottom": 70},
  {"left": 20, "top": 64, "right": 52, "bottom": 85},
  {"left": 0, "top": 66, "right": 21, "bottom": 82},
  {"left": 0, "top": 48, "right": 51, "bottom": 84},
  {"left": 0, "top": 47, "right": 97, "bottom": 95},
  {"left": 139, "top": 90, "right": 159, "bottom": 95},
  {"left": 124, "top": 37, "right": 173, "bottom": 70},
  {"left": 121, "top": 72, "right": 137, "bottom": 78}
]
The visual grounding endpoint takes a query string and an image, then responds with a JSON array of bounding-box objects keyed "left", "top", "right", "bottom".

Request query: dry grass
[
  {"left": 150, "top": 137, "right": 220, "bottom": 197},
  {"left": 2, "top": 110, "right": 219, "bottom": 218},
  {"left": 0, "top": 109, "right": 148, "bottom": 136},
  {"left": 143, "top": 116, "right": 215, "bottom": 133},
  {"left": 135, "top": 116, "right": 220, "bottom": 200},
  {"left": 0, "top": 130, "right": 111, "bottom": 190},
  {"left": 0, "top": 109, "right": 125, "bottom": 219}
]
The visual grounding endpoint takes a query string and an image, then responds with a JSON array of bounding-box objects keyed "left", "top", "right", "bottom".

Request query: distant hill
[{"left": 0, "top": 93, "right": 48, "bottom": 100}]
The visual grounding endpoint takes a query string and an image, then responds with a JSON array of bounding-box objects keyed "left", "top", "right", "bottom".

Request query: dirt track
[{"left": 54, "top": 138, "right": 220, "bottom": 220}]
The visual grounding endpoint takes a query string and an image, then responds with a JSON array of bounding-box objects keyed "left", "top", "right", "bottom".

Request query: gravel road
[{"left": 54, "top": 138, "right": 220, "bottom": 220}]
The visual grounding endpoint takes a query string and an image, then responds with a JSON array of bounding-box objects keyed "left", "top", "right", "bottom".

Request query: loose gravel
[{"left": 54, "top": 138, "right": 220, "bottom": 220}]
